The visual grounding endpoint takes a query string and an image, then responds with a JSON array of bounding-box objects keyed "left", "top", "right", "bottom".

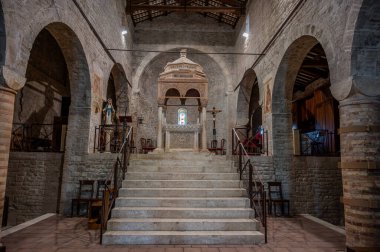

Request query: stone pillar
[
  {"left": 0, "top": 86, "right": 16, "bottom": 224},
  {"left": 339, "top": 94, "right": 380, "bottom": 250},
  {"left": 156, "top": 106, "right": 164, "bottom": 152},
  {"left": 201, "top": 106, "right": 207, "bottom": 151}
]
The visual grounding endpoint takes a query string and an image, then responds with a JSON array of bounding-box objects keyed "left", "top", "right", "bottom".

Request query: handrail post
[
  {"left": 248, "top": 163, "right": 253, "bottom": 208},
  {"left": 114, "top": 159, "right": 118, "bottom": 194},
  {"left": 266, "top": 130, "right": 268, "bottom": 156},
  {"left": 123, "top": 138, "right": 127, "bottom": 180},
  {"left": 264, "top": 189, "right": 267, "bottom": 243},
  {"left": 232, "top": 129, "right": 234, "bottom": 155},
  {"left": 238, "top": 144, "right": 242, "bottom": 180}
]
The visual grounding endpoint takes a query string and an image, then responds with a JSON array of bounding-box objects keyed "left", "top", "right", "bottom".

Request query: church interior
[{"left": 0, "top": 0, "right": 379, "bottom": 251}]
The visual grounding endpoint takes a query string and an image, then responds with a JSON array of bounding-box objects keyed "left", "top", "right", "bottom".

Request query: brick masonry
[{"left": 5, "top": 152, "right": 63, "bottom": 225}]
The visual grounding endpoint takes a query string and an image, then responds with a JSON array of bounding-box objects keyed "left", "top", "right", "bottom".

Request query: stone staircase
[{"left": 102, "top": 152, "right": 264, "bottom": 245}]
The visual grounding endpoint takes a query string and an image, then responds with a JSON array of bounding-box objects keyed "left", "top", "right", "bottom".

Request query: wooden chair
[
  {"left": 88, "top": 180, "right": 111, "bottom": 229},
  {"left": 140, "top": 138, "right": 146, "bottom": 153},
  {"left": 217, "top": 138, "right": 226, "bottom": 155},
  {"left": 71, "top": 180, "right": 95, "bottom": 217},
  {"left": 208, "top": 140, "right": 218, "bottom": 154},
  {"left": 267, "top": 181, "right": 290, "bottom": 216},
  {"left": 130, "top": 139, "right": 137, "bottom": 153}
]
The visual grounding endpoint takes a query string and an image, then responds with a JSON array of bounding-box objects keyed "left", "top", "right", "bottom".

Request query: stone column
[
  {"left": 0, "top": 86, "right": 16, "bottom": 224},
  {"left": 201, "top": 106, "right": 207, "bottom": 151},
  {"left": 339, "top": 94, "right": 380, "bottom": 250},
  {"left": 156, "top": 106, "right": 164, "bottom": 152}
]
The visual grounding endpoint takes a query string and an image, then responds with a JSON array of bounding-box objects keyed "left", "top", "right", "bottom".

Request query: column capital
[
  {"left": 1, "top": 65, "right": 26, "bottom": 91},
  {"left": 339, "top": 93, "right": 380, "bottom": 108},
  {"left": 0, "top": 85, "right": 17, "bottom": 95},
  {"left": 331, "top": 76, "right": 380, "bottom": 101}
]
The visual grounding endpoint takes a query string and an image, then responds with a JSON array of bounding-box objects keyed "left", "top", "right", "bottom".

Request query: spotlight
[{"left": 122, "top": 30, "right": 128, "bottom": 35}]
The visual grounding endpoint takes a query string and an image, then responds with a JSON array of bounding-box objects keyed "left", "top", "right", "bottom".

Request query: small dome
[{"left": 163, "top": 49, "right": 204, "bottom": 74}]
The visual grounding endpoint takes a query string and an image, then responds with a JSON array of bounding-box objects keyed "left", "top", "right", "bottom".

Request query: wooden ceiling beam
[{"left": 129, "top": 5, "right": 243, "bottom": 14}]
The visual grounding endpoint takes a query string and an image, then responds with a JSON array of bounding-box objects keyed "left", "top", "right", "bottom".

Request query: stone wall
[
  {"left": 246, "top": 155, "right": 342, "bottom": 225},
  {"left": 292, "top": 156, "right": 343, "bottom": 225},
  {"left": 5, "top": 152, "right": 63, "bottom": 225},
  {"left": 60, "top": 153, "right": 118, "bottom": 215}
]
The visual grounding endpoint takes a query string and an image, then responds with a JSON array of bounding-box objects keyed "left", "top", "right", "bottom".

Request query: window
[{"left": 178, "top": 108, "right": 187, "bottom": 125}]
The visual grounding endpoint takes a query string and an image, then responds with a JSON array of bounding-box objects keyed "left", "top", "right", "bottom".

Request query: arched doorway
[
  {"left": 6, "top": 22, "right": 91, "bottom": 223},
  {"left": 95, "top": 64, "right": 129, "bottom": 153},
  {"left": 236, "top": 69, "right": 262, "bottom": 154},
  {"left": 273, "top": 36, "right": 343, "bottom": 225}
]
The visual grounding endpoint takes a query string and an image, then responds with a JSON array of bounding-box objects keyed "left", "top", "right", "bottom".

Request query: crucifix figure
[{"left": 207, "top": 107, "right": 222, "bottom": 141}]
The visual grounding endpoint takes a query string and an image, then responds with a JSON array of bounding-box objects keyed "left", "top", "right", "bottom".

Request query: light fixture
[
  {"left": 243, "top": 32, "right": 249, "bottom": 38},
  {"left": 122, "top": 30, "right": 128, "bottom": 36}
]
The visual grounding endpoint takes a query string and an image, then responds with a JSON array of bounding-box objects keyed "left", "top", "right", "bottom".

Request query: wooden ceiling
[
  {"left": 125, "top": 0, "right": 247, "bottom": 27},
  {"left": 293, "top": 43, "right": 330, "bottom": 93}
]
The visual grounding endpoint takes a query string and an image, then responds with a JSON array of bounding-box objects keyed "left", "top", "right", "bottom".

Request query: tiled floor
[{"left": 2, "top": 216, "right": 345, "bottom": 252}]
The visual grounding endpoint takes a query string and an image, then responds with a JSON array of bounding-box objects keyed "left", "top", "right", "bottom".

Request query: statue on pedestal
[
  {"left": 102, "top": 98, "right": 116, "bottom": 152},
  {"left": 103, "top": 98, "right": 116, "bottom": 125}
]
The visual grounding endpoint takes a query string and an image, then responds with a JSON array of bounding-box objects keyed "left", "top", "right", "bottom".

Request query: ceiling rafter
[{"left": 125, "top": 0, "right": 246, "bottom": 27}]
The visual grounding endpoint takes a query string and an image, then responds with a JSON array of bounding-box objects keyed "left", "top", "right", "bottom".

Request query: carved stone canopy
[{"left": 158, "top": 49, "right": 208, "bottom": 107}]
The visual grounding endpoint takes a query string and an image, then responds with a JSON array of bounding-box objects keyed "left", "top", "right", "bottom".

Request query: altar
[
  {"left": 154, "top": 49, "right": 209, "bottom": 152},
  {"left": 164, "top": 124, "right": 200, "bottom": 151}
]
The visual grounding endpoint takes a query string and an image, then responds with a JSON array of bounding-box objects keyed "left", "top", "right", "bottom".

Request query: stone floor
[{"left": 2, "top": 215, "right": 345, "bottom": 252}]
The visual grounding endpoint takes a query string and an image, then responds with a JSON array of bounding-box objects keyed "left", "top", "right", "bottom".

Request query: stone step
[
  {"left": 119, "top": 188, "right": 247, "bottom": 198},
  {"left": 111, "top": 207, "right": 254, "bottom": 219},
  {"left": 128, "top": 165, "right": 235, "bottom": 173},
  {"left": 130, "top": 159, "right": 231, "bottom": 167},
  {"left": 102, "top": 230, "right": 264, "bottom": 245},
  {"left": 130, "top": 152, "right": 228, "bottom": 161},
  {"left": 126, "top": 172, "right": 239, "bottom": 180},
  {"left": 115, "top": 197, "right": 249, "bottom": 208},
  {"left": 122, "top": 180, "right": 241, "bottom": 188},
  {"left": 107, "top": 218, "right": 259, "bottom": 231}
]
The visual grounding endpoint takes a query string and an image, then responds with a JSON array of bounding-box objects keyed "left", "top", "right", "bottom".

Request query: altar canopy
[{"left": 156, "top": 49, "right": 209, "bottom": 152}]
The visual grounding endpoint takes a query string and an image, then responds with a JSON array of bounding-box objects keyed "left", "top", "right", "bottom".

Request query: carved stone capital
[
  {"left": 200, "top": 98, "right": 208, "bottom": 107},
  {"left": 1, "top": 65, "right": 27, "bottom": 90},
  {"left": 158, "top": 96, "right": 166, "bottom": 106}
]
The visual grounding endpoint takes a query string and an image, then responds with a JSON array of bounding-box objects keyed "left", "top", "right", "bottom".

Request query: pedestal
[{"left": 104, "top": 127, "right": 114, "bottom": 153}]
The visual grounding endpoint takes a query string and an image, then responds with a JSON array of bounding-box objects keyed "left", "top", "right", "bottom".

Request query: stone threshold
[
  {"left": 1, "top": 213, "right": 56, "bottom": 237},
  {"left": 299, "top": 214, "right": 345, "bottom": 235}
]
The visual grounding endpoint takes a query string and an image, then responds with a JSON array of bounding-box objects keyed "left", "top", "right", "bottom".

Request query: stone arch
[
  {"left": 185, "top": 88, "right": 200, "bottom": 97},
  {"left": 272, "top": 36, "right": 320, "bottom": 114},
  {"left": 0, "top": 1, "right": 5, "bottom": 69},
  {"left": 272, "top": 35, "right": 343, "bottom": 224},
  {"left": 165, "top": 88, "right": 180, "bottom": 97},
  {"left": 40, "top": 22, "right": 92, "bottom": 155},
  {"left": 109, "top": 63, "right": 129, "bottom": 116},
  {"left": 133, "top": 47, "right": 230, "bottom": 92},
  {"left": 236, "top": 68, "right": 259, "bottom": 127},
  {"left": 135, "top": 48, "right": 228, "bottom": 149},
  {"left": 350, "top": 0, "right": 380, "bottom": 97}
]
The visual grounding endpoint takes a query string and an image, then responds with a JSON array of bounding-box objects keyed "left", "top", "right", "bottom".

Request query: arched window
[{"left": 178, "top": 108, "right": 187, "bottom": 125}]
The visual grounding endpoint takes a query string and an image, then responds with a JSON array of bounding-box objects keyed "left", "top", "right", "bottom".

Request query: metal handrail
[
  {"left": 100, "top": 126, "right": 133, "bottom": 244},
  {"left": 232, "top": 127, "right": 267, "bottom": 243}
]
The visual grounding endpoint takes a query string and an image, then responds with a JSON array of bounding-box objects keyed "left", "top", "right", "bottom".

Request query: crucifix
[{"left": 207, "top": 107, "right": 222, "bottom": 141}]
